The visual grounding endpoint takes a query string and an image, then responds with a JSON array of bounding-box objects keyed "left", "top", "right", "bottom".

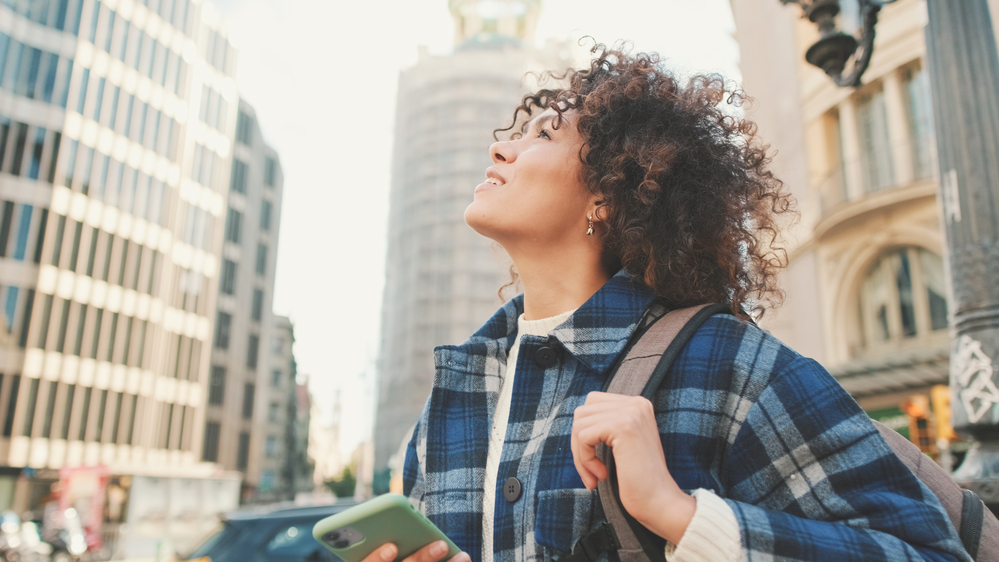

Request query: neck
[{"left": 508, "top": 246, "right": 610, "bottom": 320}]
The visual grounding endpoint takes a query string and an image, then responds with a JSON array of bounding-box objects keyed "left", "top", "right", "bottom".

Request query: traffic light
[
  {"left": 901, "top": 394, "right": 936, "bottom": 456},
  {"left": 929, "top": 385, "right": 958, "bottom": 442}
]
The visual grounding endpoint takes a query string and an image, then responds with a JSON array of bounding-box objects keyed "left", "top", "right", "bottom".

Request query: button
[
  {"left": 534, "top": 346, "right": 558, "bottom": 368},
  {"left": 503, "top": 477, "right": 522, "bottom": 502}
]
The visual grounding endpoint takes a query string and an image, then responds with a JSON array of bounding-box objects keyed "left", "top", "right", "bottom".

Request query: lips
[{"left": 484, "top": 168, "right": 506, "bottom": 186}]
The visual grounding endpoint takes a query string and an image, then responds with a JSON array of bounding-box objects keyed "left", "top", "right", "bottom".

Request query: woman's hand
[
  {"left": 570, "top": 391, "right": 697, "bottom": 545},
  {"left": 359, "top": 541, "right": 470, "bottom": 562}
]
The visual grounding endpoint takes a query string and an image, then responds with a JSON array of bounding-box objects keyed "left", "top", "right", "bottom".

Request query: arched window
[{"left": 855, "top": 247, "right": 948, "bottom": 355}]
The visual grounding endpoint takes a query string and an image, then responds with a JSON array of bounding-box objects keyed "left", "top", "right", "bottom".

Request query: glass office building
[{"left": 0, "top": 0, "right": 238, "bottom": 510}]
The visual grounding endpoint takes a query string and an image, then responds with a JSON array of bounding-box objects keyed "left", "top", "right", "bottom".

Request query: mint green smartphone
[{"left": 312, "top": 494, "right": 461, "bottom": 562}]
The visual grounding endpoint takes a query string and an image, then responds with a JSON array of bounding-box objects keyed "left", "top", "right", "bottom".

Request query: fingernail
[
  {"left": 431, "top": 541, "right": 447, "bottom": 557},
  {"left": 381, "top": 545, "right": 397, "bottom": 561}
]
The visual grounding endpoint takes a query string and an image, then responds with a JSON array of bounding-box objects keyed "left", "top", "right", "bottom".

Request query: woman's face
[{"left": 464, "top": 108, "right": 594, "bottom": 248}]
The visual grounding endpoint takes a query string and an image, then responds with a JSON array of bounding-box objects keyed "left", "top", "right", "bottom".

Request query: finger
[
  {"left": 446, "top": 553, "right": 471, "bottom": 562},
  {"left": 570, "top": 424, "right": 599, "bottom": 489},
  {"left": 403, "top": 540, "right": 452, "bottom": 562},
  {"left": 576, "top": 426, "right": 609, "bottom": 482},
  {"left": 584, "top": 391, "right": 632, "bottom": 405},
  {"left": 361, "top": 544, "right": 397, "bottom": 562}
]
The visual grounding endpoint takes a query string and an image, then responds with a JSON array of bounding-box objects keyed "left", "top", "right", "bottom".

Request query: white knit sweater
[{"left": 481, "top": 311, "right": 742, "bottom": 562}]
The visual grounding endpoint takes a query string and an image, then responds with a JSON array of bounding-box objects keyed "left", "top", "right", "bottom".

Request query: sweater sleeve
[
  {"left": 723, "top": 356, "right": 970, "bottom": 562},
  {"left": 403, "top": 415, "right": 427, "bottom": 512},
  {"left": 667, "top": 489, "right": 744, "bottom": 562}
]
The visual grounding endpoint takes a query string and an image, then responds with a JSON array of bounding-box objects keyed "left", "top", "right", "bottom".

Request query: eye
[{"left": 537, "top": 128, "right": 551, "bottom": 140}]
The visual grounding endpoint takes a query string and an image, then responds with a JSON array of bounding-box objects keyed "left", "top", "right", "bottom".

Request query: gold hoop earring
[{"left": 586, "top": 215, "right": 594, "bottom": 236}]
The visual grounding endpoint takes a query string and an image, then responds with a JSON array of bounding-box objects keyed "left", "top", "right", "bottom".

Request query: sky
[{"left": 208, "top": 0, "right": 742, "bottom": 458}]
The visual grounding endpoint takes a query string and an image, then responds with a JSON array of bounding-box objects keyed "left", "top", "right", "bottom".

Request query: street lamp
[{"left": 780, "top": 0, "right": 895, "bottom": 87}]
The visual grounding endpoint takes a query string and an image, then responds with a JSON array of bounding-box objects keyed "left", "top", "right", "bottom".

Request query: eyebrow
[{"left": 529, "top": 113, "right": 558, "bottom": 133}]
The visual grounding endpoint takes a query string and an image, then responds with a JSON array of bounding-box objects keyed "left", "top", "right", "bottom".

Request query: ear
[{"left": 590, "top": 201, "right": 610, "bottom": 223}]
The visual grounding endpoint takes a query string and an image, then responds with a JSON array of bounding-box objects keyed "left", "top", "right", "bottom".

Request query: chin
[{"left": 463, "top": 202, "right": 504, "bottom": 242}]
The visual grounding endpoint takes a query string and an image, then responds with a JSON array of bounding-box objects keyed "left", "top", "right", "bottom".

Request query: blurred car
[{"left": 181, "top": 502, "right": 358, "bottom": 562}]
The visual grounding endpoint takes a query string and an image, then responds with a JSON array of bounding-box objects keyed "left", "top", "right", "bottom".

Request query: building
[
  {"left": 287, "top": 379, "right": 314, "bottom": 497},
  {"left": 0, "top": 0, "right": 246, "bottom": 508},
  {"left": 307, "top": 391, "right": 342, "bottom": 492},
  {"left": 730, "top": 0, "right": 999, "bottom": 435},
  {"left": 373, "top": 0, "right": 578, "bottom": 471},
  {"left": 201, "top": 97, "right": 286, "bottom": 502},
  {"left": 244, "top": 313, "right": 301, "bottom": 502}
]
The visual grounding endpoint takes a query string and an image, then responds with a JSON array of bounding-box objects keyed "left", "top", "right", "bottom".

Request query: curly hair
[{"left": 497, "top": 43, "right": 796, "bottom": 320}]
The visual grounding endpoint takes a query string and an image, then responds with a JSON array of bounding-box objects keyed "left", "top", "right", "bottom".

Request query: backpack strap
[
  {"left": 960, "top": 488, "right": 984, "bottom": 560},
  {"left": 561, "top": 303, "right": 731, "bottom": 562}
]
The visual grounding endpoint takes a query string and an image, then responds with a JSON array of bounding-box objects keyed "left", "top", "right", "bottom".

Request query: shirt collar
[
  {"left": 549, "top": 270, "right": 657, "bottom": 374},
  {"left": 464, "top": 270, "right": 657, "bottom": 376}
]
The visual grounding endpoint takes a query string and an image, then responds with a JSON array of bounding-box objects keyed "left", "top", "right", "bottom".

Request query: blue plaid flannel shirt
[{"left": 403, "top": 271, "right": 969, "bottom": 562}]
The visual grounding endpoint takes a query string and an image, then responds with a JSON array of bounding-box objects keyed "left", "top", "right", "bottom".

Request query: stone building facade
[
  {"left": 202, "top": 97, "right": 286, "bottom": 501},
  {"left": 730, "top": 0, "right": 999, "bottom": 430}
]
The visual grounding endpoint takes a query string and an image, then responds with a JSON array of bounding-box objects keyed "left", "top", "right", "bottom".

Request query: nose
[{"left": 490, "top": 140, "right": 515, "bottom": 163}]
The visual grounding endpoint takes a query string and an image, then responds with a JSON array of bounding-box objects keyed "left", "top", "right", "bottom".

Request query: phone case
[{"left": 312, "top": 494, "right": 461, "bottom": 562}]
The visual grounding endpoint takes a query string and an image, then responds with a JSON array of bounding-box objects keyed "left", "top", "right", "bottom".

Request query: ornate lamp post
[
  {"left": 779, "top": 0, "right": 891, "bottom": 87},
  {"left": 781, "top": 0, "right": 999, "bottom": 511}
]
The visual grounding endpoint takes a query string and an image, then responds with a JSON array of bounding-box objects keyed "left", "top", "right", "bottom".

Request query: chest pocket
[{"left": 534, "top": 488, "right": 602, "bottom": 558}]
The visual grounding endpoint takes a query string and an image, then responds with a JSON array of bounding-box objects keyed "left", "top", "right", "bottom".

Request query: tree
[{"left": 325, "top": 464, "right": 356, "bottom": 498}]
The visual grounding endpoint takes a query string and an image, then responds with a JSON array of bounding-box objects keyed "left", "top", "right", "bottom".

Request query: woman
[{"left": 367, "top": 45, "right": 969, "bottom": 562}]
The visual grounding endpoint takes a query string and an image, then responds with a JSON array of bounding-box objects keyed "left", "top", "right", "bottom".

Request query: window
[
  {"left": 260, "top": 469, "right": 275, "bottom": 491},
  {"left": 265, "top": 435, "right": 277, "bottom": 457},
  {"left": 224, "top": 208, "right": 241, "bottom": 244},
  {"left": 1, "top": 286, "right": 19, "bottom": 335},
  {"left": 17, "top": 289, "right": 35, "bottom": 348},
  {"left": 54, "top": 299, "right": 71, "bottom": 353},
  {"left": 60, "top": 384, "right": 76, "bottom": 439},
  {"left": 13, "top": 204, "right": 33, "bottom": 260},
  {"left": 208, "top": 365, "right": 225, "bottom": 405},
  {"left": 6, "top": 123, "right": 26, "bottom": 177},
  {"left": 230, "top": 159, "right": 247, "bottom": 193},
  {"left": 52, "top": 215, "right": 66, "bottom": 266},
  {"left": 77, "top": 386, "right": 92, "bottom": 440},
  {"left": 264, "top": 157, "right": 276, "bottom": 186},
  {"left": 36, "top": 294, "right": 53, "bottom": 349},
  {"left": 235, "top": 110, "right": 252, "bottom": 145},
  {"left": 856, "top": 86, "right": 895, "bottom": 192},
  {"left": 269, "top": 401, "right": 279, "bottom": 423},
  {"left": 219, "top": 259, "right": 236, "bottom": 295},
  {"left": 271, "top": 369, "right": 282, "bottom": 387},
  {"left": 251, "top": 289, "right": 263, "bottom": 321},
  {"left": 31, "top": 209, "right": 48, "bottom": 264},
  {"left": 90, "top": 308, "right": 103, "bottom": 359},
  {"left": 255, "top": 243, "right": 267, "bottom": 275},
  {"left": 242, "top": 383, "right": 255, "bottom": 419},
  {"left": 902, "top": 65, "right": 935, "bottom": 180},
  {"left": 22, "top": 379, "right": 40, "bottom": 437},
  {"left": 0, "top": 202, "right": 13, "bottom": 257},
  {"left": 236, "top": 432, "right": 250, "bottom": 470},
  {"left": 72, "top": 304, "right": 87, "bottom": 355},
  {"left": 213, "top": 311, "right": 231, "bottom": 349},
  {"left": 76, "top": 68, "right": 90, "bottom": 115},
  {"left": 855, "top": 247, "right": 949, "bottom": 356},
  {"left": 41, "top": 381, "right": 58, "bottom": 438},
  {"left": 202, "top": 421, "right": 220, "bottom": 462},
  {"left": 260, "top": 200, "right": 272, "bottom": 231},
  {"left": 247, "top": 334, "right": 259, "bottom": 369},
  {"left": 2, "top": 375, "right": 19, "bottom": 437}
]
